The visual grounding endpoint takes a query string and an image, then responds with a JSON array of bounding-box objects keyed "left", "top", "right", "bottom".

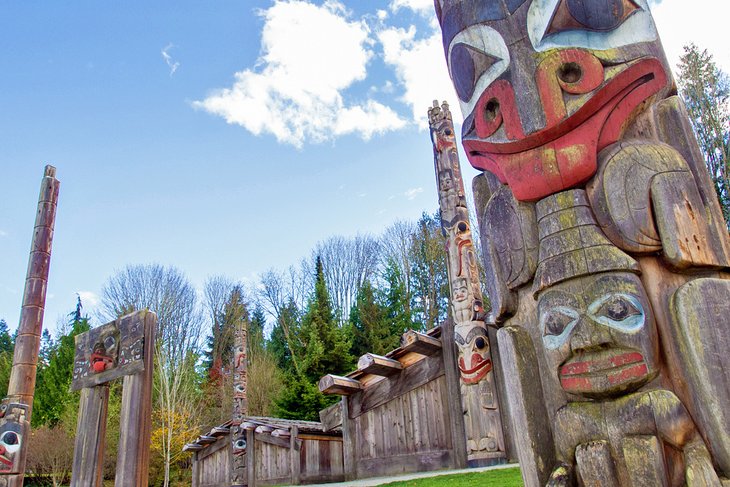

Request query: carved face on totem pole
[
  {"left": 435, "top": 0, "right": 672, "bottom": 201},
  {"left": 0, "top": 401, "right": 28, "bottom": 474},
  {"left": 538, "top": 272, "right": 659, "bottom": 399},
  {"left": 232, "top": 428, "right": 247, "bottom": 456}
]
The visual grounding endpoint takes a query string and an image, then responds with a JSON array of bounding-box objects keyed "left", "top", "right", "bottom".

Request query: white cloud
[
  {"left": 0, "top": 230, "right": 7, "bottom": 237},
  {"left": 389, "top": 0, "right": 434, "bottom": 15},
  {"left": 404, "top": 187, "right": 423, "bottom": 200},
  {"left": 161, "top": 43, "right": 180, "bottom": 76},
  {"left": 650, "top": 0, "right": 730, "bottom": 76},
  {"left": 77, "top": 291, "right": 100, "bottom": 308},
  {"left": 378, "top": 25, "right": 458, "bottom": 124},
  {"left": 194, "top": 0, "right": 405, "bottom": 147}
]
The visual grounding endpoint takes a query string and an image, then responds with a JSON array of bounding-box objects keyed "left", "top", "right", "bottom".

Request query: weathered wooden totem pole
[
  {"left": 70, "top": 311, "right": 156, "bottom": 487},
  {"left": 434, "top": 0, "right": 730, "bottom": 485},
  {"left": 0, "top": 165, "right": 59, "bottom": 487},
  {"left": 231, "top": 315, "right": 248, "bottom": 486},
  {"left": 429, "top": 101, "right": 506, "bottom": 466}
]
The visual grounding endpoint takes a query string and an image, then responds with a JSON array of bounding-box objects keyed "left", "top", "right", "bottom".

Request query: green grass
[{"left": 376, "top": 467, "right": 523, "bottom": 487}]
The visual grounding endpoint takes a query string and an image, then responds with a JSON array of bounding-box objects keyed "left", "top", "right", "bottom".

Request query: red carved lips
[
  {"left": 464, "top": 57, "right": 668, "bottom": 201},
  {"left": 90, "top": 352, "right": 114, "bottom": 373},
  {"left": 459, "top": 354, "right": 492, "bottom": 385},
  {"left": 559, "top": 350, "right": 649, "bottom": 396},
  {"left": 0, "top": 446, "right": 11, "bottom": 469}
]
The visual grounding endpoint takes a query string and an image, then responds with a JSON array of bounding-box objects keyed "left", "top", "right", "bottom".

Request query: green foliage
[
  {"left": 0, "top": 319, "right": 13, "bottom": 354},
  {"left": 350, "top": 279, "right": 398, "bottom": 357},
  {"left": 267, "top": 298, "right": 300, "bottom": 372},
  {"left": 0, "top": 320, "right": 14, "bottom": 400},
  {"left": 378, "top": 467, "right": 523, "bottom": 487},
  {"left": 409, "top": 212, "right": 449, "bottom": 330},
  {"left": 677, "top": 43, "right": 730, "bottom": 228},
  {"left": 33, "top": 311, "right": 90, "bottom": 427}
]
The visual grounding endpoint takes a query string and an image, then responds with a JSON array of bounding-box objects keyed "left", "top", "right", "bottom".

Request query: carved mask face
[
  {"left": 0, "top": 402, "right": 28, "bottom": 473},
  {"left": 455, "top": 326, "right": 493, "bottom": 384},
  {"left": 436, "top": 0, "right": 671, "bottom": 201},
  {"left": 537, "top": 272, "right": 659, "bottom": 399},
  {"left": 90, "top": 328, "right": 119, "bottom": 374},
  {"left": 232, "top": 429, "right": 247, "bottom": 456}
]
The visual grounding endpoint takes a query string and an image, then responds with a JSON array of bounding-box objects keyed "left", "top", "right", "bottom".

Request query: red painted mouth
[
  {"left": 559, "top": 350, "right": 649, "bottom": 396},
  {"left": 459, "top": 356, "right": 492, "bottom": 384},
  {"left": 464, "top": 57, "right": 668, "bottom": 201},
  {"left": 0, "top": 454, "right": 12, "bottom": 468}
]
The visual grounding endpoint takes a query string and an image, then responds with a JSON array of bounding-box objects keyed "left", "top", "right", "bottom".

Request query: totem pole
[
  {"left": 231, "top": 315, "right": 248, "bottom": 486},
  {"left": 434, "top": 0, "right": 730, "bottom": 485},
  {"left": 428, "top": 101, "right": 505, "bottom": 465},
  {"left": 0, "top": 166, "right": 59, "bottom": 487}
]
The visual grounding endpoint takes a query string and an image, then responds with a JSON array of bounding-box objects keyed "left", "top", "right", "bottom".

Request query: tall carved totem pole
[
  {"left": 434, "top": 1, "right": 730, "bottom": 486},
  {"left": 0, "top": 166, "right": 59, "bottom": 487},
  {"left": 231, "top": 311, "right": 248, "bottom": 487},
  {"left": 429, "top": 101, "right": 505, "bottom": 465}
]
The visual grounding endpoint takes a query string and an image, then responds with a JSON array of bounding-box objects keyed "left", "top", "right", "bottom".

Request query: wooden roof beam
[
  {"left": 401, "top": 330, "right": 442, "bottom": 356},
  {"left": 358, "top": 353, "right": 403, "bottom": 377},
  {"left": 319, "top": 374, "right": 363, "bottom": 395}
]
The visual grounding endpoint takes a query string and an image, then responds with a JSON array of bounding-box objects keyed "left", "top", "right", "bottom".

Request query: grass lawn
[{"left": 376, "top": 466, "right": 523, "bottom": 487}]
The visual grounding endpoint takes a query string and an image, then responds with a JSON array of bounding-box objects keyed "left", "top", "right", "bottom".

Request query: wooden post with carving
[
  {"left": 0, "top": 165, "right": 59, "bottom": 487},
  {"left": 231, "top": 312, "right": 248, "bottom": 487},
  {"left": 434, "top": 0, "right": 730, "bottom": 485},
  {"left": 428, "top": 101, "right": 505, "bottom": 467},
  {"left": 70, "top": 310, "right": 156, "bottom": 487}
]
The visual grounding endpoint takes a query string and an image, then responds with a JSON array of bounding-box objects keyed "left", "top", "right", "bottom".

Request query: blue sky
[{"left": 1, "top": 0, "right": 727, "bottom": 334}]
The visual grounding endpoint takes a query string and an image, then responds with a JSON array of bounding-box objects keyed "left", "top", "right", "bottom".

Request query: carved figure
[
  {"left": 429, "top": 101, "right": 505, "bottom": 463},
  {"left": 0, "top": 402, "right": 28, "bottom": 476},
  {"left": 231, "top": 316, "right": 248, "bottom": 486},
  {"left": 434, "top": 0, "right": 730, "bottom": 485}
]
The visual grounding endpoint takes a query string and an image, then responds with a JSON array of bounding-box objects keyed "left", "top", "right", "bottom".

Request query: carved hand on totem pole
[{"left": 0, "top": 401, "right": 28, "bottom": 475}]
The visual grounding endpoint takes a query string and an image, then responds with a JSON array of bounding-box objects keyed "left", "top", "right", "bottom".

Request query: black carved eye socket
[
  {"left": 104, "top": 335, "right": 116, "bottom": 350},
  {"left": 542, "top": 309, "right": 577, "bottom": 337},
  {"left": 546, "top": 0, "right": 640, "bottom": 36},
  {"left": 1, "top": 431, "right": 18, "bottom": 446},
  {"left": 450, "top": 43, "right": 500, "bottom": 102},
  {"left": 596, "top": 296, "right": 640, "bottom": 322},
  {"left": 474, "top": 336, "right": 487, "bottom": 350}
]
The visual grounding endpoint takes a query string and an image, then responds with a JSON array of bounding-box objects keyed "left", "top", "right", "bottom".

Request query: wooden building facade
[{"left": 185, "top": 417, "right": 344, "bottom": 487}]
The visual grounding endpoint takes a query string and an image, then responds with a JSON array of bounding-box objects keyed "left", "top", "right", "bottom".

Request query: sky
[{"left": 1, "top": 0, "right": 728, "bottom": 335}]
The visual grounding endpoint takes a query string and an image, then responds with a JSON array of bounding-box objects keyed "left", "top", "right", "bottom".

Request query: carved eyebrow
[
  {"left": 585, "top": 274, "right": 640, "bottom": 297},
  {"left": 455, "top": 326, "right": 488, "bottom": 345}
]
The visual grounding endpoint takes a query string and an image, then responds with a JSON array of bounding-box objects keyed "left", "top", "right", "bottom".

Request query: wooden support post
[
  {"left": 440, "top": 319, "right": 468, "bottom": 469},
  {"left": 191, "top": 451, "right": 200, "bottom": 487},
  {"left": 401, "top": 330, "right": 442, "bottom": 356},
  {"left": 71, "top": 385, "right": 110, "bottom": 487},
  {"left": 290, "top": 426, "right": 300, "bottom": 485},
  {"left": 341, "top": 396, "right": 356, "bottom": 481},
  {"left": 358, "top": 353, "right": 403, "bottom": 377},
  {"left": 115, "top": 312, "right": 155, "bottom": 487},
  {"left": 319, "top": 374, "right": 362, "bottom": 395},
  {"left": 247, "top": 429, "right": 257, "bottom": 487}
]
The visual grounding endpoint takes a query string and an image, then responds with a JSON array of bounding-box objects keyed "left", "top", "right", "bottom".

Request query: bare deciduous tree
[{"left": 100, "top": 264, "right": 203, "bottom": 487}]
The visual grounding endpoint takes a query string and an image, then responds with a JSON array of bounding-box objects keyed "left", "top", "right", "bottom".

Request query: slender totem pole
[
  {"left": 429, "top": 101, "right": 505, "bottom": 465},
  {"left": 0, "top": 166, "right": 60, "bottom": 487},
  {"left": 231, "top": 310, "right": 248, "bottom": 486},
  {"left": 434, "top": 1, "right": 730, "bottom": 486}
]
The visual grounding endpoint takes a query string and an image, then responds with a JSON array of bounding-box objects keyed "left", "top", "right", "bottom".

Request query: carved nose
[{"left": 570, "top": 316, "right": 612, "bottom": 353}]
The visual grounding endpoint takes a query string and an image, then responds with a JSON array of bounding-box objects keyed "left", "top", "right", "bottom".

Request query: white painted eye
[
  {"left": 541, "top": 306, "right": 579, "bottom": 349},
  {"left": 528, "top": 0, "right": 657, "bottom": 52},
  {"left": 0, "top": 431, "right": 21, "bottom": 453},
  {"left": 588, "top": 293, "right": 645, "bottom": 333},
  {"left": 448, "top": 25, "right": 510, "bottom": 119}
]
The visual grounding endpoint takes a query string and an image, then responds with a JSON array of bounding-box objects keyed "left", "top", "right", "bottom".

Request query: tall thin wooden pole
[
  {"left": 5, "top": 165, "right": 59, "bottom": 485},
  {"left": 231, "top": 308, "right": 248, "bottom": 487}
]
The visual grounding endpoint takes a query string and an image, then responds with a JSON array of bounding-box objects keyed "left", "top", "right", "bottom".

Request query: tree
[
  {"left": 99, "top": 264, "right": 203, "bottom": 487},
  {"left": 409, "top": 212, "right": 449, "bottom": 330},
  {"left": 381, "top": 220, "right": 417, "bottom": 319},
  {"left": 33, "top": 308, "right": 90, "bottom": 427},
  {"left": 26, "top": 425, "right": 74, "bottom": 486},
  {"left": 349, "top": 280, "right": 395, "bottom": 358},
  {"left": 0, "top": 319, "right": 13, "bottom": 354},
  {"left": 247, "top": 305, "right": 284, "bottom": 416},
  {"left": 677, "top": 43, "right": 730, "bottom": 227},
  {"left": 314, "top": 234, "right": 380, "bottom": 323},
  {"left": 275, "top": 257, "right": 352, "bottom": 419},
  {"left": 201, "top": 276, "right": 238, "bottom": 375}
]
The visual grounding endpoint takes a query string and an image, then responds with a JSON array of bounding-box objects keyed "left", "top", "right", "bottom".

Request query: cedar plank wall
[
  {"left": 347, "top": 356, "right": 455, "bottom": 478},
  {"left": 194, "top": 436, "right": 232, "bottom": 487}
]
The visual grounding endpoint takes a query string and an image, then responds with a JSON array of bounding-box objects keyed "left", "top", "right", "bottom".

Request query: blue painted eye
[
  {"left": 450, "top": 43, "right": 500, "bottom": 102},
  {"left": 588, "top": 294, "right": 645, "bottom": 333},
  {"left": 546, "top": 0, "right": 641, "bottom": 35}
]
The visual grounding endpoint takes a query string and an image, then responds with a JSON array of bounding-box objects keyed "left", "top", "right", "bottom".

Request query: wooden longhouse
[{"left": 185, "top": 417, "right": 343, "bottom": 487}]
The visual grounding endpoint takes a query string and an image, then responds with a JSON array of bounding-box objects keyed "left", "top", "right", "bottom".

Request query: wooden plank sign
[{"left": 72, "top": 312, "right": 147, "bottom": 391}]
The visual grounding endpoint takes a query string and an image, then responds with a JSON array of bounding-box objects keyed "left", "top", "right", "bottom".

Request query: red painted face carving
[
  {"left": 455, "top": 327, "right": 493, "bottom": 384},
  {"left": 537, "top": 272, "right": 659, "bottom": 399},
  {"left": 437, "top": 0, "right": 672, "bottom": 201}
]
